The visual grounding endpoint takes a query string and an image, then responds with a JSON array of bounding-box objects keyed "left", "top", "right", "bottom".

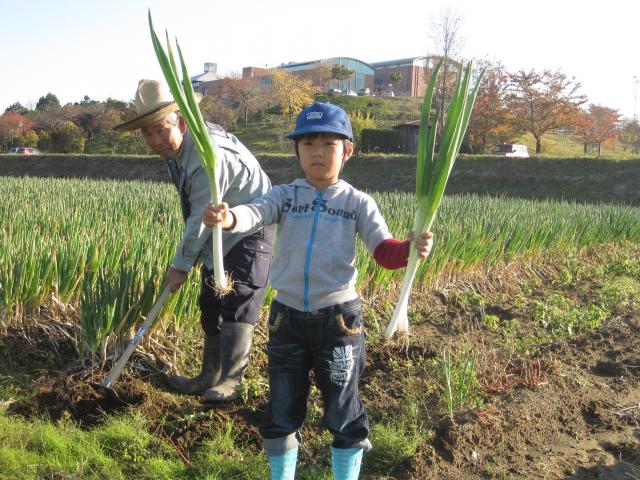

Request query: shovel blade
[{"left": 89, "top": 381, "right": 129, "bottom": 407}]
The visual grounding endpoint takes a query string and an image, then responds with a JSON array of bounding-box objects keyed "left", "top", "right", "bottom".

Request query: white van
[{"left": 493, "top": 144, "right": 529, "bottom": 158}]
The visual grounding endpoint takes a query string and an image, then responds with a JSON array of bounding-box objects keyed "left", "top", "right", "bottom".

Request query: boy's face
[{"left": 297, "top": 133, "right": 353, "bottom": 190}]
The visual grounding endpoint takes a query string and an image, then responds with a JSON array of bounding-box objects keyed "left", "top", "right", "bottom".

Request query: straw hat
[{"left": 114, "top": 79, "right": 181, "bottom": 132}]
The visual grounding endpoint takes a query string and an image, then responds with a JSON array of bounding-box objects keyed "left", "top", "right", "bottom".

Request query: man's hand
[
  {"left": 165, "top": 266, "right": 188, "bottom": 293},
  {"left": 408, "top": 231, "right": 434, "bottom": 259},
  {"left": 202, "top": 201, "right": 235, "bottom": 230}
]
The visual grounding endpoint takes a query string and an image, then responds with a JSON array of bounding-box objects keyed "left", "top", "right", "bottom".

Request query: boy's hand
[
  {"left": 408, "top": 231, "right": 434, "bottom": 259},
  {"left": 202, "top": 201, "right": 235, "bottom": 230}
]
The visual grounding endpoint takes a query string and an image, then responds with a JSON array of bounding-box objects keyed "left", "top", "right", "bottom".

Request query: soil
[{"left": 4, "top": 299, "right": 639, "bottom": 478}]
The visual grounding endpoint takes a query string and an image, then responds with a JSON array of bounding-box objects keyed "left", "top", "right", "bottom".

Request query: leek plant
[
  {"left": 384, "top": 61, "right": 484, "bottom": 340},
  {"left": 148, "top": 11, "right": 228, "bottom": 293}
]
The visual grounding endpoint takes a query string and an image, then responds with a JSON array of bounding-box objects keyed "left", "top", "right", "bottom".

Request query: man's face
[{"left": 140, "top": 116, "right": 185, "bottom": 158}]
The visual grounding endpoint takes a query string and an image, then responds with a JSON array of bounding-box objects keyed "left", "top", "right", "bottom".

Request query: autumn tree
[
  {"left": 305, "top": 64, "right": 333, "bottom": 92},
  {"left": 0, "top": 112, "right": 35, "bottom": 148},
  {"left": 269, "top": 70, "right": 315, "bottom": 118},
  {"left": 506, "top": 69, "right": 586, "bottom": 153},
  {"left": 217, "top": 77, "right": 264, "bottom": 125},
  {"left": 587, "top": 104, "right": 621, "bottom": 157},
  {"left": 465, "top": 60, "right": 515, "bottom": 153},
  {"left": 200, "top": 95, "right": 237, "bottom": 130},
  {"left": 572, "top": 110, "right": 594, "bottom": 156}
]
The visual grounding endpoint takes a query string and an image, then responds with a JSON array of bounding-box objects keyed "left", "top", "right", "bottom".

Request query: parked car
[
  {"left": 381, "top": 89, "right": 395, "bottom": 98},
  {"left": 326, "top": 88, "right": 342, "bottom": 96},
  {"left": 493, "top": 144, "right": 529, "bottom": 158},
  {"left": 358, "top": 88, "right": 371, "bottom": 96},
  {"left": 343, "top": 89, "right": 358, "bottom": 97},
  {"left": 8, "top": 146, "right": 42, "bottom": 155}
]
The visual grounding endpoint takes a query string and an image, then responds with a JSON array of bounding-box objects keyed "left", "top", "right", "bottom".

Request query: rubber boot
[
  {"left": 165, "top": 334, "right": 221, "bottom": 394},
  {"left": 203, "top": 322, "right": 254, "bottom": 403},
  {"left": 331, "top": 446, "right": 364, "bottom": 480},
  {"left": 268, "top": 447, "right": 298, "bottom": 480}
]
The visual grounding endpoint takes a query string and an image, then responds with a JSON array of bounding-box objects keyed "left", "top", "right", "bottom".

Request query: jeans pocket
[
  {"left": 268, "top": 310, "right": 285, "bottom": 332},
  {"left": 336, "top": 310, "right": 363, "bottom": 336}
]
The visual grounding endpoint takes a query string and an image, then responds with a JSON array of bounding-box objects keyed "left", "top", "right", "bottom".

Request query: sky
[{"left": 1, "top": 0, "right": 639, "bottom": 119}]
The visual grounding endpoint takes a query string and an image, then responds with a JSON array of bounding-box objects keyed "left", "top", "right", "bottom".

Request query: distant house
[
  {"left": 191, "top": 63, "right": 226, "bottom": 96},
  {"left": 370, "top": 55, "right": 445, "bottom": 97},
  {"left": 394, "top": 119, "right": 432, "bottom": 154}
]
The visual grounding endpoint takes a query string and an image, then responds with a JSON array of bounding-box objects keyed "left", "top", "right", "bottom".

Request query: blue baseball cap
[{"left": 286, "top": 102, "right": 353, "bottom": 141}]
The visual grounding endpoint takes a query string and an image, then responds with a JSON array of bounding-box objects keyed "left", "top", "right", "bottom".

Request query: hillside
[{"left": 1, "top": 154, "right": 639, "bottom": 206}]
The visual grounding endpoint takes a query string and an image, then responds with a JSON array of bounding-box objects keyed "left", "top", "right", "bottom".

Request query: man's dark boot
[
  {"left": 203, "top": 322, "right": 254, "bottom": 403},
  {"left": 165, "top": 334, "right": 221, "bottom": 394}
]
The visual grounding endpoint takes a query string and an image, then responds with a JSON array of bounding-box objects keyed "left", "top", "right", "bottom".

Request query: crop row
[{"left": 1, "top": 176, "right": 639, "bottom": 359}]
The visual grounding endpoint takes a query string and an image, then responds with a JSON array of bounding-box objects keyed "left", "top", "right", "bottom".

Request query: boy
[{"left": 202, "top": 102, "right": 433, "bottom": 480}]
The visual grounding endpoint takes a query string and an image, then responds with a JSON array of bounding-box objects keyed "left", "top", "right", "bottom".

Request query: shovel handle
[{"left": 101, "top": 286, "right": 171, "bottom": 388}]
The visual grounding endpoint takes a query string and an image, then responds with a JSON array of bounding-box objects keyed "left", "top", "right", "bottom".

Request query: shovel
[{"left": 90, "top": 285, "right": 171, "bottom": 405}]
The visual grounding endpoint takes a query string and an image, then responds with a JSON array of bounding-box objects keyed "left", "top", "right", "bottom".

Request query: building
[
  {"left": 191, "top": 63, "right": 226, "bottom": 96},
  {"left": 370, "top": 55, "right": 444, "bottom": 97},
  {"left": 393, "top": 120, "right": 422, "bottom": 153},
  {"left": 242, "top": 57, "right": 375, "bottom": 94}
]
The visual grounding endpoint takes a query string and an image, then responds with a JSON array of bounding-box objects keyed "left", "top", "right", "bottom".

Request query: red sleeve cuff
[{"left": 373, "top": 238, "right": 410, "bottom": 270}]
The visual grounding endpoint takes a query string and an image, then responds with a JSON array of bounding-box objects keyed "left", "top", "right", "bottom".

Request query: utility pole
[{"left": 633, "top": 76, "right": 639, "bottom": 124}]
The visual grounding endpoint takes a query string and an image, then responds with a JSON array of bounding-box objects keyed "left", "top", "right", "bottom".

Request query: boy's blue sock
[
  {"left": 268, "top": 447, "right": 298, "bottom": 480},
  {"left": 331, "top": 446, "right": 364, "bottom": 480}
]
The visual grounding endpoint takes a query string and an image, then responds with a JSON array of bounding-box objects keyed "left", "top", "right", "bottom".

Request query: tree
[
  {"left": 348, "top": 111, "right": 376, "bottom": 149},
  {"left": 389, "top": 71, "right": 403, "bottom": 95},
  {"left": 200, "top": 95, "right": 237, "bottom": 130},
  {"left": 51, "top": 120, "right": 85, "bottom": 153},
  {"left": 572, "top": 110, "right": 594, "bottom": 156},
  {"left": 35, "top": 93, "right": 62, "bottom": 113},
  {"left": 618, "top": 119, "right": 640, "bottom": 154},
  {"left": 307, "top": 64, "right": 333, "bottom": 92},
  {"left": 269, "top": 70, "right": 315, "bottom": 118},
  {"left": 217, "top": 77, "right": 264, "bottom": 125},
  {"left": 465, "top": 60, "right": 515, "bottom": 153},
  {"left": 331, "top": 64, "right": 354, "bottom": 91},
  {"left": 4, "top": 102, "right": 29, "bottom": 115},
  {"left": 506, "top": 69, "right": 586, "bottom": 153},
  {"left": 0, "top": 112, "right": 34, "bottom": 148},
  {"left": 587, "top": 104, "right": 621, "bottom": 157},
  {"left": 428, "top": 8, "right": 465, "bottom": 130}
]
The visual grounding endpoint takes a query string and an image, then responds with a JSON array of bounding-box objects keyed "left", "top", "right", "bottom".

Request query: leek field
[{"left": 1, "top": 174, "right": 640, "bottom": 479}]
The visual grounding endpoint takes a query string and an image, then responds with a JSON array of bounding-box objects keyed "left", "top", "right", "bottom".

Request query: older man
[{"left": 115, "top": 79, "right": 275, "bottom": 403}]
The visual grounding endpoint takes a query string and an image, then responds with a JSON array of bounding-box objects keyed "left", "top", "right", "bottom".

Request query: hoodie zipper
[{"left": 303, "top": 189, "right": 323, "bottom": 312}]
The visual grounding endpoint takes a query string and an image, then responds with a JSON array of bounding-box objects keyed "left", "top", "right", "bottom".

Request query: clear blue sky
[{"left": 1, "top": 0, "right": 638, "bottom": 119}]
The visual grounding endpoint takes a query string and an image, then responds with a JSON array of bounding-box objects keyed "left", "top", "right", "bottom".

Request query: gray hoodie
[{"left": 229, "top": 178, "right": 392, "bottom": 312}]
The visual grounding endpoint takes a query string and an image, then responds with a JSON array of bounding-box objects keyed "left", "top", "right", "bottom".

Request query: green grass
[
  {"left": 0, "top": 409, "right": 275, "bottom": 479},
  {"left": 516, "top": 132, "right": 639, "bottom": 159}
]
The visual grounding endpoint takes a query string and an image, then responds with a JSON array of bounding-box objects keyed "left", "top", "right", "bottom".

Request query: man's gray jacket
[{"left": 165, "top": 123, "right": 271, "bottom": 272}]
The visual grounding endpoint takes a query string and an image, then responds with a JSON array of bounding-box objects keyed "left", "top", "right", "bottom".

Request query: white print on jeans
[{"left": 328, "top": 345, "right": 355, "bottom": 387}]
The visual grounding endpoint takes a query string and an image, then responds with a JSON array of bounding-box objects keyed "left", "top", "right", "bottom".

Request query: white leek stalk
[
  {"left": 149, "top": 12, "right": 228, "bottom": 292},
  {"left": 385, "top": 60, "right": 484, "bottom": 340}
]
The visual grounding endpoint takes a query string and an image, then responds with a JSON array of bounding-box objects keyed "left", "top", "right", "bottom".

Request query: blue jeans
[{"left": 260, "top": 299, "right": 371, "bottom": 456}]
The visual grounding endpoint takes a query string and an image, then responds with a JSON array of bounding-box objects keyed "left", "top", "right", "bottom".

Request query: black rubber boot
[
  {"left": 203, "top": 323, "right": 254, "bottom": 403},
  {"left": 165, "top": 334, "right": 221, "bottom": 394}
]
